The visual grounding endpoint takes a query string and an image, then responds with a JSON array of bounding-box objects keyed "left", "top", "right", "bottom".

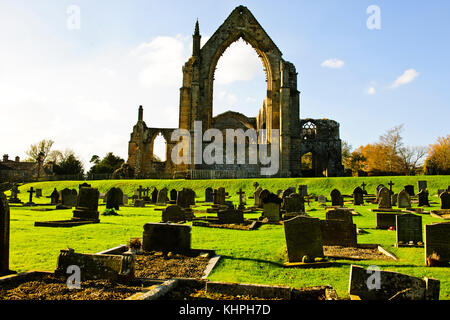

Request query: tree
[
  {"left": 51, "top": 150, "right": 84, "bottom": 175},
  {"left": 88, "top": 152, "right": 125, "bottom": 175},
  {"left": 25, "top": 139, "right": 54, "bottom": 163},
  {"left": 341, "top": 141, "right": 353, "bottom": 169},
  {"left": 424, "top": 135, "right": 450, "bottom": 175},
  {"left": 398, "top": 145, "right": 427, "bottom": 175}
]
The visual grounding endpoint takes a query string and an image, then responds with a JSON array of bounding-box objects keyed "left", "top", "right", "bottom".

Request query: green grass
[{"left": 7, "top": 175, "right": 450, "bottom": 299}]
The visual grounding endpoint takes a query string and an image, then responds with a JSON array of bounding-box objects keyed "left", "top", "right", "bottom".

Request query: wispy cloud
[
  {"left": 391, "top": 69, "right": 419, "bottom": 88},
  {"left": 321, "top": 58, "right": 345, "bottom": 69}
]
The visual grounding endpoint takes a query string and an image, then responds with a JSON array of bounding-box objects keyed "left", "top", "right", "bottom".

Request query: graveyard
[{"left": 1, "top": 175, "right": 449, "bottom": 300}]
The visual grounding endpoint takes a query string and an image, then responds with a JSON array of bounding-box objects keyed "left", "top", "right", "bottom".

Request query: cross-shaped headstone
[
  {"left": 388, "top": 181, "right": 395, "bottom": 193},
  {"left": 361, "top": 182, "right": 367, "bottom": 192},
  {"left": 144, "top": 187, "right": 150, "bottom": 197},
  {"left": 27, "top": 187, "right": 35, "bottom": 204},
  {"left": 137, "top": 186, "right": 144, "bottom": 200},
  {"left": 236, "top": 189, "right": 245, "bottom": 206}
]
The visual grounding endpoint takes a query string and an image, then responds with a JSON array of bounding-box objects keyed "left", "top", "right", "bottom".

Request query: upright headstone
[
  {"left": 0, "top": 192, "right": 13, "bottom": 275},
  {"left": 330, "top": 189, "right": 343, "bottom": 207},
  {"left": 26, "top": 187, "right": 36, "bottom": 206},
  {"left": 396, "top": 214, "right": 423, "bottom": 246},
  {"left": 170, "top": 189, "right": 178, "bottom": 202},
  {"left": 378, "top": 187, "right": 392, "bottom": 209},
  {"left": 253, "top": 187, "right": 262, "bottom": 207},
  {"left": 177, "top": 189, "right": 194, "bottom": 208},
  {"left": 60, "top": 188, "right": 78, "bottom": 208},
  {"left": 353, "top": 187, "right": 364, "bottom": 205},
  {"left": 151, "top": 188, "right": 158, "bottom": 203},
  {"left": 156, "top": 188, "right": 169, "bottom": 205},
  {"left": 404, "top": 185, "right": 415, "bottom": 197},
  {"left": 377, "top": 213, "right": 401, "bottom": 229},
  {"left": 213, "top": 188, "right": 226, "bottom": 205},
  {"left": 72, "top": 187, "right": 100, "bottom": 222},
  {"left": 8, "top": 184, "right": 21, "bottom": 204},
  {"left": 143, "top": 223, "right": 191, "bottom": 253},
  {"left": 298, "top": 185, "right": 308, "bottom": 197},
  {"left": 361, "top": 182, "right": 368, "bottom": 195},
  {"left": 397, "top": 190, "right": 411, "bottom": 209},
  {"left": 425, "top": 222, "right": 450, "bottom": 266},
  {"left": 78, "top": 183, "right": 91, "bottom": 192},
  {"left": 105, "top": 187, "right": 123, "bottom": 210},
  {"left": 205, "top": 188, "right": 213, "bottom": 202},
  {"left": 262, "top": 193, "right": 282, "bottom": 222},
  {"left": 217, "top": 208, "right": 244, "bottom": 224},
  {"left": 376, "top": 184, "right": 386, "bottom": 200},
  {"left": 440, "top": 192, "right": 450, "bottom": 210},
  {"left": 284, "top": 216, "right": 324, "bottom": 263},
  {"left": 320, "top": 220, "right": 357, "bottom": 247},
  {"left": 259, "top": 189, "right": 271, "bottom": 208},
  {"left": 418, "top": 181, "right": 428, "bottom": 193},
  {"left": 326, "top": 209, "right": 353, "bottom": 224},
  {"left": 136, "top": 186, "right": 145, "bottom": 200},
  {"left": 162, "top": 205, "right": 191, "bottom": 223},
  {"left": 318, "top": 195, "right": 327, "bottom": 205},
  {"left": 236, "top": 189, "right": 246, "bottom": 210},
  {"left": 284, "top": 193, "right": 305, "bottom": 214},
  {"left": 282, "top": 187, "right": 296, "bottom": 199},
  {"left": 391, "top": 193, "right": 398, "bottom": 207},
  {"left": 417, "top": 190, "right": 430, "bottom": 207},
  {"left": 50, "top": 188, "right": 60, "bottom": 205},
  {"left": 122, "top": 194, "right": 129, "bottom": 205}
]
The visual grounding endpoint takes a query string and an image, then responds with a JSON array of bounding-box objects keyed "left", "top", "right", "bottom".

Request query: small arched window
[{"left": 302, "top": 122, "right": 317, "bottom": 140}]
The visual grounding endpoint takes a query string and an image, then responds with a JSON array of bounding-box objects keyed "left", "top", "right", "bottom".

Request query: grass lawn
[{"left": 7, "top": 175, "right": 450, "bottom": 299}]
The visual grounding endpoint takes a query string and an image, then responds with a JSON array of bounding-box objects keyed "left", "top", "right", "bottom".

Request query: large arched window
[
  {"left": 302, "top": 122, "right": 317, "bottom": 140},
  {"left": 152, "top": 133, "right": 167, "bottom": 162}
]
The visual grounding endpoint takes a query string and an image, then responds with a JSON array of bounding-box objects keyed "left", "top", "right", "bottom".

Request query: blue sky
[{"left": 0, "top": 0, "right": 449, "bottom": 167}]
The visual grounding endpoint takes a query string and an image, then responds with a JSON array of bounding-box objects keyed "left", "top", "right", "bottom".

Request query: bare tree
[
  {"left": 399, "top": 145, "right": 427, "bottom": 174},
  {"left": 25, "top": 139, "right": 54, "bottom": 163}
]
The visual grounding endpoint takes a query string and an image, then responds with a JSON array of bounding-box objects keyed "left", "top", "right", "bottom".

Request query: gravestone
[
  {"left": 284, "top": 216, "right": 324, "bottom": 263},
  {"left": 134, "top": 199, "right": 145, "bottom": 207},
  {"left": 151, "top": 188, "right": 158, "bottom": 203},
  {"left": 361, "top": 182, "right": 368, "bottom": 195},
  {"left": 122, "top": 194, "right": 129, "bottom": 205},
  {"left": 276, "top": 190, "right": 283, "bottom": 197},
  {"left": 1, "top": 192, "right": 13, "bottom": 275},
  {"left": 298, "top": 185, "right": 308, "bottom": 197},
  {"left": 418, "top": 181, "right": 428, "bottom": 193},
  {"left": 78, "top": 183, "right": 91, "bottom": 192},
  {"left": 60, "top": 188, "right": 78, "bottom": 208},
  {"left": 8, "top": 184, "right": 21, "bottom": 204},
  {"left": 253, "top": 187, "right": 262, "bottom": 207},
  {"left": 236, "top": 189, "right": 246, "bottom": 210},
  {"left": 177, "top": 188, "right": 195, "bottom": 208},
  {"left": 391, "top": 193, "right": 398, "bottom": 207},
  {"left": 35, "top": 189, "right": 42, "bottom": 198},
  {"left": 377, "top": 213, "right": 401, "bottom": 229},
  {"left": 162, "top": 205, "right": 191, "bottom": 223},
  {"left": 418, "top": 190, "right": 430, "bottom": 207},
  {"left": 205, "top": 188, "right": 213, "bottom": 202},
  {"left": 217, "top": 208, "right": 244, "bottom": 224},
  {"left": 156, "top": 188, "right": 169, "bottom": 205},
  {"left": 143, "top": 223, "right": 191, "bottom": 253},
  {"left": 259, "top": 189, "right": 271, "bottom": 208},
  {"left": 437, "top": 189, "right": 446, "bottom": 197},
  {"left": 396, "top": 214, "right": 423, "bottom": 246},
  {"left": 349, "top": 265, "right": 440, "bottom": 300},
  {"left": 320, "top": 220, "right": 357, "bottom": 247},
  {"left": 262, "top": 193, "right": 282, "bottom": 222},
  {"left": 26, "top": 187, "right": 36, "bottom": 206},
  {"left": 440, "top": 192, "right": 450, "bottom": 210},
  {"left": 253, "top": 182, "right": 259, "bottom": 190},
  {"left": 376, "top": 184, "right": 386, "bottom": 201},
  {"left": 143, "top": 187, "right": 151, "bottom": 202},
  {"left": 136, "top": 186, "right": 144, "bottom": 200},
  {"left": 170, "top": 189, "right": 178, "bottom": 202},
  {"left": 284, "top": 193, "right": 305, "bottom": 214},
  {"left": 353, "top": 187, "right": 364, "bottom": 205},
  {"left": 326, "top": 208, "right": 353, "bottom": 224},
  {"left": 330, "top": 189, "right": 343, "bottom": 207},
  {"left": 425, "top": 222, "right": 450, "bottom": 266},
  {"left": 397, "top": 190, "right": 411, "bottom": 209},
  {"left": 318, "top": 195, "right": 327, "bottom": 205},
  {"left": 404, "top": 185, "right": 415, "bottom": 196},
  {"left": 72, "top": 187, "right": 100, "bottom": 222},
  {"left": 50, "top": 188, "right": 60, "bottom": 205},
  {"left": 105, "top": 187, "right": 123, "bottom": 210},
  {"left": 282, "top": 187, "right": 296, "bottom": 199},
  {"left": 378, "top": 187, "right": 392, "bottom": 209},
  {"left": 213, "top": 188, "right": 226, "bottom": 205},
  {"left": 55, "top": 248, "right": 134, "bottom": 282}
]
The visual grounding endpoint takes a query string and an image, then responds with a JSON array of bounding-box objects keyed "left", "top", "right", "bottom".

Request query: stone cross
[
  {"left": 388, "top": 181, "right": 395, "bottom": 194},
  {"left": 361, "top": 182, "right": 367, "bottom": 192},
  {"left": 27, "top": 187, "right": 35, "bottom": 204},
  {"left": 236, "top": 188, "right": 246, "bottom": 209},
  {"left": 137, "top": 186, "right": 144, "bottom": 200},
  {"left": 144, "top": 187, "right": 150, "bottom": 198}
]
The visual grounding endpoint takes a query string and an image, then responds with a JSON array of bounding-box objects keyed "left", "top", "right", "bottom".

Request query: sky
[{"left": 0, "top": 0, "right": 449, "bottom": 169}]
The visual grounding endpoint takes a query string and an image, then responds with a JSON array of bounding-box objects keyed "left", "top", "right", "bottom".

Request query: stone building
[
  {"left": 127, "top": 6, "right": 344, "bottom": 179},
  {"left": 0, "top": 155, "right": 37, "bottom": 182}
]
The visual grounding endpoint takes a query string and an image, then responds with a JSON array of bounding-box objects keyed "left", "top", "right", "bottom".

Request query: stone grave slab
[
  {"left": 143, "top": 223, "right": 191, "bottom": 253},
  {"left": 425, "top": 222, "right": 450, "bottom": 266},
  {"left": 396, "top": 214, "right": 423, "bottom": 247}
]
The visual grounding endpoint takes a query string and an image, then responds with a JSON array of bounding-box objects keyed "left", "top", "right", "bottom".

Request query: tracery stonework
[{"left": 127, "top": 6, "right": 344, "bottom": 179}]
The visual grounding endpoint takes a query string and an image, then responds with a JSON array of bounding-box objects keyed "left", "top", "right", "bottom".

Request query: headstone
[
  {"left": 284, "top": 216, "right": 324, "bottom": 263},
  {"left": 284, "top": 193, "right": 305, "bottom": 214},
  {"left": 353, "top": 187, "right": 364, "bottom": 205},
  {"left": 425, "top": 222, "right": 450, "bottom": 266},
  {"left": 122, "top": 194, "right": 129, "bottom": 205},
  {"left": 60, "top": 188, "right": 78, "bottom": 208},
  {"left": 236, "top": 189, "right": 246, "bottom": 210},
  {"left": 262, "top": 193, "right": 282, "bottom": 222},
  {"left": 253, "top": 187, "right": 262, "bottom": 207},
  {"left": 55, "top": 248, "right": 134, "bottom": 281},
  {"left": 72, "top": 187, "right": 100, "bottom": 222},
  {"left": 396, "top": 214, "right": 423, "bottom": 246},
  {"left": 26, "top": 187, "right": 36, "bottom": 206},
  {"left": 205, "top": 188, "right": 213, "bottom": 202},
  {"left": 143, "top": 187, "right": 151, "bottom": 202},
  {"left": 361, "top": 182, "right": 368, "bottom": 195},
  {"left": 259, "top": 189, "right": 271, "bottom": 209},
  {"left": 404, "top": 185, "right": 415, "bottom": 196},
  {"left": 440, "top": 192, "right": 450, "bottom": 210},
  {"left": 136, "top": 186, "right": 145, "bottom": 200},
  {"left": 35, "top": 189, "right": 42, "bottom": 198},
  {"left": 417, "top": 190, "right": 430, "bottom": 207},
  {"left": 349, "top": 265, "right": 440, "bottom": 300},
  {"left": 162, "top": 205, "right": 190, "bottom": 223},
  {"left": 282, "top": 187, "right": 296, "bottom": 199},
  {"left": 376, "top": 184, "right": 386, "bottom": 200},
  {"left": 391, "top": 193, "right": 398, "bottom": 207},
  {"left": 397, "top": 190, "right": 411, "bottom": 209},
  {"left": 8, "top": 184, "right": 21, "bottom": 204},
  {"left": 253, "top": 182, "right": 259, "bottom": 190},
  {"left": 156, "top": 188, "right": 169, "bottom": 205},
  {"left": 326, "top": 208, "right": 353, "bottom": 224},
  {"left": 377, "top": 213, "right": 401, "bottom": 229},
  {"left": 217, "top": 208, "right": 244, "bottom": 224},
  {"left": 177, "top": 189, "right": 194, "bottom": 208},
  {"left": 50, "top": 188, "right": 60, "bottom": 205},
  {"left": 298, "top": 185, "right": 308, "bottom": 197},
  {"left": 213, "top": 188, "right": 226, "bottom": 205},
  {"left": 320, "top": 220, "right": 357, "bottom": 247},
  {"left": 388, "top": 181, "right": 395, "bottom": 195},
  {"left": 134, "top": 199, "right": 145, "bottom": 207},
  {"left": 318, "top": 195, "right": 327, "bottom": 204},
  {"left": 151, "top": 188, "right": 158, "bottom": 203},
  {"left": 170, "top": 189, "right": 178, "bottom": 202},
  {"left": 105, "top": 187, "right": 123, "bottom": 210},
  {"left": 330, "top": 189, "right": 343, "bottom": 207},
  {"left": 78, "top": 182, "right": 91, "bottom": 192},
  {"left": 418, "top": 181, "right": 428, "bottom": 193},
  {"left": 378, "top": 187, "right": 392, "bottom": 209},
  {"left": 437, "top": 189, "right": 446, "bottom": 197},
  {"left": 143, "top": 223, "right": 191, "bottom": 252},
  {"left": 0, "top": 192, "right": 13, "bottom": 275}
]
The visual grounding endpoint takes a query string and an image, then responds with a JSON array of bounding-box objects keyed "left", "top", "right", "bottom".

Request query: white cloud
[
  {"left": 391, "top": 69, "right": 419, "bottom": 88},
  {"left": 367, "top": 86, "right": 376, "bottom": 95},
  {"left": 321, "top": 58, "right": 345, "bottom": 69}
]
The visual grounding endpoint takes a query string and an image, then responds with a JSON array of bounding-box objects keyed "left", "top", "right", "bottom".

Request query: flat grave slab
[
  {"left": 34, "top": 220, "right": 100, "bottom": 228},
  {"left": 323, "top": 244, "right": 398, "bottom": 261}
]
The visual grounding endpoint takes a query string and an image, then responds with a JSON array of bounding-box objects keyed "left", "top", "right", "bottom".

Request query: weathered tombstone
[
  {"left": 326, "top": 209, "right": 353, "bottom": 224},
  {"left": 262, "top": 193, "right": 282, "bottom": 223},
  {"left": 1, "top": 191, "right": 14, "bottom": 275},
  {"left": 298, "top": 185, "right": 308, "bottom": 197},
  {"left": 425, "top": 222, "right": 450, "bottom": 266},
  {"left": 60, "top": 188, "right": 78, "bottom": 208},
  {"left": 377, "top": 213, "right": 401, "bottom": 229},
  {"left": 440, "top": 192, "right": 450, "bottom": 210},
  {"left": 170, "top": 189, "right": 178, "bottom": 202},
  {"left": 284, "top": 216, "right": 324, "bottom": 263},
  {"left": 437, "top": 189, "right": 446, "bottom": 197},
  {"left": 151, "top": 188, "right": 158, "bottom": 203},
  {"left": 122, "top": 194, "right": 129, "bottom": 205},
  {"left": 78, "top": 182, "right": 91, "bottom": 192},
  {"left": 349, "top": 265, "right": 440, "bottom": 300},
  {"left": 418, "top": 181, "right": 428, "bottom": 193},
  {"left": 72, "top": 187, "right": 100, "bottom": 222},
  {"left": 8, "top": 184, "right": 21, "bottom": 204},
  {"left": 162, "top": 205, "right": 190, "bottom": 223},
  {"left": 353, "top": 187, "right": 364, "bottom": 205},
  {"left": 105, "top": 187, "right": 123, "bottom": 210},
  {"left": 134, "top": 199, "right": 145, "bottom": 207},
  {"left": 418, "top": 190, "right": 430, "bottom": 207},
  {"left": 376, "top": 184, "right": 386, "bottom": 201},
  {"left": 213, "top": 188, "right": 226, "bottom": 205},
  {"left": 282, "top": 187, "right": 296, "bottom": 199},
  {"left": 404, "top": 185, "right": 415, "bottom": 196},
  {"left": 388, "top": 180, "right": 395, "bottom": 195},
  {"left": 236, "top": 189, "right": 246, "bottom": 210},
  {"left": 136, "top": 186, "right": 145, "bottom": 200},
  {"left": 26, "top": 187, "right": 36, "bottom": 206},
  {"left": 143, "top": 187, "right": 151, "bottom": 202},
  {"left": 156, "top": 188, "right": 169, "bottom": 205},
  {"left": 217, "top": 208, "right": 244, "bottom": 224},
  {"left": 330, "top": 189, "right": 343, "bottom": 207},
  {"left": 396, "top": 214, "right": 423, "bottom": 247},
  {"left": 259, "top": 189, "right": 271, "bottom": 208},
  {"left": 391, "top": 193, "right": 398, "bottom": 207},
  {"left": 284, "top": 193, "right": 305, "bottom": 214},
  {"left": 35, "top": 188, "right": 42, "bottom": 198},
  {"left": 320, "top": 220, "right": 357, "bottom": 247},
  {"left": 253, "top": 187, "right": 262, "bottom": 207},
  {"left": 318, "top": 195, "right": 327, "bottom": 205},
  {"left": 177, "top": 188, "right": 195, "bottom": 208},
  {"left": 50, "top": 188, "right": 60, "bottom": 205},
  {"left": 276, "top": 190, "right": 283, "bottom": 197},
  {"left": 205, "top": 187, "right": 213, "bottom": 202},
  {"left": 55, "top": 248, "right": 134, "bottom": 282},
  {"left": 378, "top": 187, "right": 392, "bottom": 209},
  {"left": 361, "top": 182, "right": 368, "bottom": 195},
  {"left": 253, "top": 182, "right": 259, "bottom": 190},
  {"left": 397, "top": 190, "right": 411, "bottom": 209},
  {"left": 143, "top": 223, "right": 191, "bottom": 253}
]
